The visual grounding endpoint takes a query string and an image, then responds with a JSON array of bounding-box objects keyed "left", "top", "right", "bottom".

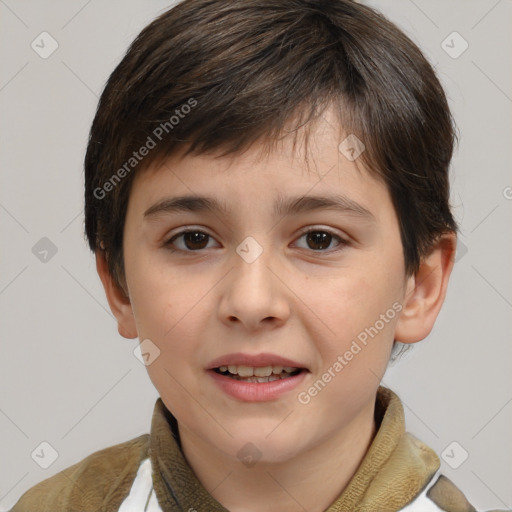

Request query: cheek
[
  {"left": 126, "top": 256, "right": 211, "bottom": 371},
  {"left": 315, "top": 269, "right": 397, "bottom": 333},
  {"left": 303, "top": 258, "right": 403, "bottom": 369},
  {"left": 126, "top": 249, "right": 199, "bottom": 337},
  {"left": 131, "top": 273, "right": 206, "bottom": 413},
  {"left": 303, "top": 276, "right": 400, "bottom": 412}
]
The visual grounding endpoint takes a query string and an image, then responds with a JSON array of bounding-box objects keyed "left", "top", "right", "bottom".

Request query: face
[{"left": 120, "top": 112, "right": 409, "bottom": 465}]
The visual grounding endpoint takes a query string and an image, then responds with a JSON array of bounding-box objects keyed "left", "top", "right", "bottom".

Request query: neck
[{"left": 178, "top": 402, "right": 377, "bottom": 512}]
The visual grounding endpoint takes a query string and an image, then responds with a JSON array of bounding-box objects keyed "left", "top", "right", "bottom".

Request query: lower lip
[{"left": 207, "top": 369, "right": 307, "bottom": 402}]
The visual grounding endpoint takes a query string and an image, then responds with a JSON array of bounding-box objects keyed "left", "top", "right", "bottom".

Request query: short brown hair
[{"left": 84, "top": 0, "right": 458, "bottom": 294}]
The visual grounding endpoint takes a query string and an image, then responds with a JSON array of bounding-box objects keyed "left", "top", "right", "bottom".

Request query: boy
[{"left": 10, "top": 0, "right": 504, "bottom": 511}]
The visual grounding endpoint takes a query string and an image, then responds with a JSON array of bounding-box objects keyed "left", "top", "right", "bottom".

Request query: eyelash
[{"left": 163, "top": 227, "right": 349, "bottom": 255}]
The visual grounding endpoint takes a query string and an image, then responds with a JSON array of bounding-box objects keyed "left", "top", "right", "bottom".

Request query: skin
[{"left": 97, "top": 107, "right": 456, "bottom": 512}]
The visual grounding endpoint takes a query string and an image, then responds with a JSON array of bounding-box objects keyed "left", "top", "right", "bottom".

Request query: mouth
[
  {"left": 212, "top": 365, "right": 303, "bottom": 383},
  {"left": 206, "top": 353, "right": 309, "bottom": 401}
]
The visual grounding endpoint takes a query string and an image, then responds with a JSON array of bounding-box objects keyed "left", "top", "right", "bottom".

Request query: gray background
[{"left": 0, "top": 1, "right": 510, "bottom": 510}]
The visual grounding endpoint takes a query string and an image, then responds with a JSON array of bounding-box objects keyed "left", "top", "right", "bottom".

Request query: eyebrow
[{"left": 143, "top": 193, "right": 375, "bottom": 222}]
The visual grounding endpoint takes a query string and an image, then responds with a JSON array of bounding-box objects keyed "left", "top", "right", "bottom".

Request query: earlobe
[
  {"left": 95, "top": 251, "right": 138, "bottom": 339},
  {"left": 394, "top": 232, "right": 457, "bottom": 344}
]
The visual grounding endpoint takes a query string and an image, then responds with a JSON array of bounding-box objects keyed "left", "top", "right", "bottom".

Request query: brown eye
[
  {"left": 165, "top": 230, "right": 216, "bottom": 251},
  {"left": 294, "top": 228, "right": 347, "bottom": 253},
  {"left": 305, "top": 231, "right": 333, "bottom": 250},
  {"left": 182, "top": 231, "right": 209, "bottom": 250}
]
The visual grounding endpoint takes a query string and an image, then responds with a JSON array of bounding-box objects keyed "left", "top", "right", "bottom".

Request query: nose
[{"left": 217, "top": 243, "right": 291, "bottom": 331}]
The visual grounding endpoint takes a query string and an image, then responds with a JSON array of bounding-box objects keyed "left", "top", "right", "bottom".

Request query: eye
[
  {"left": 164, "top": 229, "right": 218, "bottom": 252},
  {"left": 293, "top": 228, "right": 347, "bottom": 252},
  {"left": 163, "top": 227, "right": 348, "bottom": 254}
]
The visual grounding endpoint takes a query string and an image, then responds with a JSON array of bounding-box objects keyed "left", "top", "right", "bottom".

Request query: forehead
[{"left": 126, "top": 112, "right": 392, "bottom": 225}]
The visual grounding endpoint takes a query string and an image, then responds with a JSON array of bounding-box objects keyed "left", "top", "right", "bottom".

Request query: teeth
[
  {"left": 254, "top": 366, "right": 272, "bottom": 377},
  {"left": 218, "top": 365, "right": 299, "bottom": 378},
  {"left": 237, "top": 365, "right": 254, "bottom": 377},
  {"left": 226, "top": 374, "right": 287, "bottom": 383}
]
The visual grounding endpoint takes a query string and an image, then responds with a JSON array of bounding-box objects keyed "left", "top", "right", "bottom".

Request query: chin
[{"left": 216, "top": 423, "right": 309, "bottom": 465}]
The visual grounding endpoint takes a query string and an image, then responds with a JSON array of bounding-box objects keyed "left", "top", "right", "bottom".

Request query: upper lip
[{"left": 206, "top": 352, "right": 308, "bottom": 370}]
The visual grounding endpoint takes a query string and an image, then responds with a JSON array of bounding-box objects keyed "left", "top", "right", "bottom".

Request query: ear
[
  {"left": 394, "top": 232, "right": 457, "bottom": 344},
  {"left": 95, "top": 251, "right": 138, "bottom": 339}
]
